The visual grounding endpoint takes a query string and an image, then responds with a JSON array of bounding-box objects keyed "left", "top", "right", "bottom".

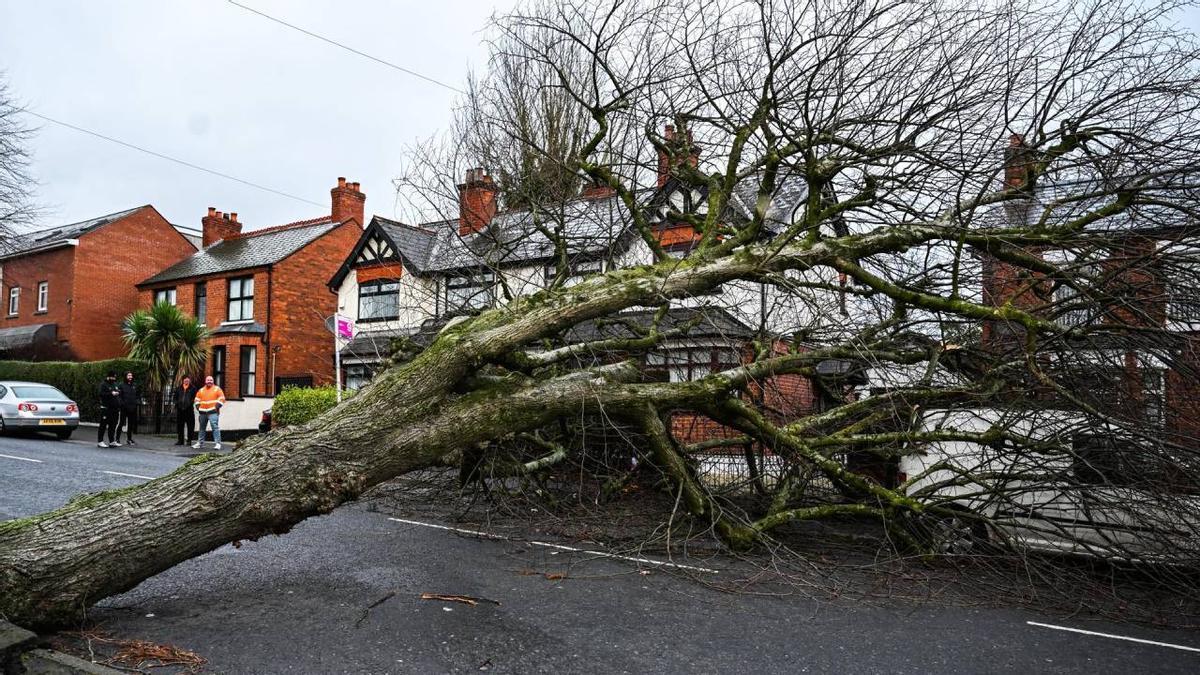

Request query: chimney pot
[
  {"left": 338, "top": 177, "right": 347, "bottom": 188},
  {"left": 207, "top": 207, "right": 216, "bottom": 217},
  {"left": 230, "top": 212, "right": 238, "bottom": 222}
]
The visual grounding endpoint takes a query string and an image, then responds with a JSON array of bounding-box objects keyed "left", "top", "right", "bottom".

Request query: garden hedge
[
  {"left": 271, "top": 385, "right": 347, "bottom": 427},
  {"left": 0, "top": 358, "right": 149, "bottom": 422}
]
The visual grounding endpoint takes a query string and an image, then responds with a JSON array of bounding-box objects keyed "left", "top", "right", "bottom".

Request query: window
[
  {"left": 345, "top": 364, "right": 375, "bottom": 390},
  {"left": 194, "top": 282, "right": 207, "bottom": 324},
  {"left": 8, "top": 287, "right": 18, "bottom": 315},
  {"left": 239, "top": 346, "right": 257, "bottom": 396},
  {"left": 358, "top": 279, "right": 400, "bottom": 322},
  {"left": 154, "top": 287, "right": 177, "bottom": 306},
  {"left": 36, "top": 281, "right": 48, "bottom": 312},
  {"left": 443, "top": 272, "right": 494, "bottom": 314},
  {"left": 1168, "top": 282, "right": 1200, "bottom": 324},
  {"left": 275, "top": 376, "right": 313, "bottom": 393},
  {"left": 544, "top": 260, "right": 603, "bottom": 288},
  {"left": 227, "top": 276, "right": 254, "bottom": 321},
  {"left": 646, "top": 347, "right": 741, "bottom": 382},
  {"left": 211, "top": 346, "right": 226, "bottom": 389}
]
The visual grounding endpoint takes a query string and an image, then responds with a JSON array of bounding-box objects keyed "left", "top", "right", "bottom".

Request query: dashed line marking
[
  {"left": 0, "top": 453, "right": 42, "bottom": 463},
  {"left": 99, "top": 470, "right": 154, "bottom": 480},
  {"left": 1027, "top": 621, "right": 1200, "bottom": 653},
  {"left": 386, "top": 517, "right": 720, "bottom": 574}
]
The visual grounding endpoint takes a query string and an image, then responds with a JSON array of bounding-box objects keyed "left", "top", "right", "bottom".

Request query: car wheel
[
  {"left": 916, "top": 510, "right": 989, "bottom": 555},
  {"left": 55, "top": 428, "right": 74, "bottom": 441}
]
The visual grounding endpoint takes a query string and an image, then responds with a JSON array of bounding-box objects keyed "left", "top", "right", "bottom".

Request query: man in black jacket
[
  {"left": 117, "top": 371, "right": 140, "bottom": 445},
  {"left": 97, "top": 371, "right": 121, "bottom": 448},
  {"left": 174, "top": 376, "right": 198, "bottom": 446}
]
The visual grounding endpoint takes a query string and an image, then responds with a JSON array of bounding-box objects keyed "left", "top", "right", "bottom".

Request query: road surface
[{"left": 2, "top": 433, "right": 1198, "bottom": 673}]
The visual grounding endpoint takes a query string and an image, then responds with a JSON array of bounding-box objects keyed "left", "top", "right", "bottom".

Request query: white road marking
[
  {"left": 0, "top": 453, "right": 42, "bottom": 463},
  {"left": 1027, "top": 621, "right": 1200, "bottom": 653},
  {"left": 99, "top": 470, "right": 154, "bottom": 480},
  {"left": 387, "top": 517, "right": 720, "bottom": 574}
]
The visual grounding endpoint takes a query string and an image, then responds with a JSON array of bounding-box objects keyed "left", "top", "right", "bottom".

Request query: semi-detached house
[
  {"left": 0, "top": 205, "right": 197, "bottom": 360},
  {"left": 328, "top": 128, "right": 862, "bottom": 450},
  {"left": 138, "top": 178, "right": 364, "bottom": 403}
]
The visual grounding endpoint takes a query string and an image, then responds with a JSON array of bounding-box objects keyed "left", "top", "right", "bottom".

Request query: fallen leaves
[{"left": 57, "top": 629, "right": 206, "bottom": 673}]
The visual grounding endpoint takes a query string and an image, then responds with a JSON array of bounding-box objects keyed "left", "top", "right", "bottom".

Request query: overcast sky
[{"left": 0, "top": 0, "right": 516, "bottom": 233}]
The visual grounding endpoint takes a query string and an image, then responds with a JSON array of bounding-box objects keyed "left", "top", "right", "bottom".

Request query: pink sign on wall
[{"left": 336, "top": 315, "right": 354, "bottom": 340}]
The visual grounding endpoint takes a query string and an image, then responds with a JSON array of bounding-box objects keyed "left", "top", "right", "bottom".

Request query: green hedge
[
  {"left": 0, "top": 358, "right": 149, "bottom": 422},
  {"left": 271, "top": 386, "right": 348, "bottom": 427}
]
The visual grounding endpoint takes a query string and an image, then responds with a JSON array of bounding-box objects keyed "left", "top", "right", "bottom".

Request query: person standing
[
  {"left": 117, "top": 371, "right": 140, "bottom": 445},
  {"left": 193, "top": 375, "right": 226, "bottom": 451},
  {"left": 174, "top": 376, "right": 198, "bottom": 446},
  {"left": 97, "top": 371, "right": 121, "bottom": 448}
]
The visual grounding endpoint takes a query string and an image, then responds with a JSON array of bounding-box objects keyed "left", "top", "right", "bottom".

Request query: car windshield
[{"left": 12, "top": 386, "right": 68, "bottom": 400}]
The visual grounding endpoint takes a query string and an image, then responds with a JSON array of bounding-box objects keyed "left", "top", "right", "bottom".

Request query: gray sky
[{"left": 0, "top": 0, "right": 515, "bottom": 233}]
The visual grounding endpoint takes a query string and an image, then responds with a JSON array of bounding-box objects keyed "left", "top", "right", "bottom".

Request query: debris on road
[{"left": 419, "top": 593, "right": 500, "bottom": 607}]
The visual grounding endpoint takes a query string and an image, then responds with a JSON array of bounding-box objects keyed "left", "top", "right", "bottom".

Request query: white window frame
[
  {"left": 36, "top": 281, "right": 47, "bottom": 312},
  {"left": 154, "top": 287, "right": 177, "bottom": 306},
  {"left": 8, "top": 287, "right": 18, "bottom": 316},
  {"left": 227, "top": 276, "right": 255, "bottom": 322},
  {"left": 240, "top": 346, "right": 257, "bottom": 396}
]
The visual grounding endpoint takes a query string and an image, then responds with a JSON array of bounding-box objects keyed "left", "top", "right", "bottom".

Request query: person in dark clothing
[
  {"left": 117, "top": 371, "right": 140, "bottom": 445},
  {"left": 174, "top": 376, "right": 198, "bottom": 445},
  {"left": 97, "top": 371, "right": 121, "bottom": 448}
]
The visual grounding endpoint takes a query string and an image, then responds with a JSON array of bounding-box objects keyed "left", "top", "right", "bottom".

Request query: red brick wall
[
  {"left": 355, "top": 262, "right": 404, "bottom": 283},
  {"left": 269, "top": 221, "right": 362, "bottom": 391},
  {"left": 1, "top": 246, "right": 77, "bottom": 358},
  {"left": 69, "top": 207, "right": 196, "bottom": 360}
]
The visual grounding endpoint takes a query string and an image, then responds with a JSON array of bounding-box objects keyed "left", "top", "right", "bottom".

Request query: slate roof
[
  {"left": 142, "top": 218, "right": 339, "bottom": 285},
  {"left": 564, "top": 306, "right": 754, "bottom": 343},
  {"left": 0, "top": 206, "right": 148, "bottom": 260},
  {"left": 358, "top": 175, "right": 811, "bottom": 280}
]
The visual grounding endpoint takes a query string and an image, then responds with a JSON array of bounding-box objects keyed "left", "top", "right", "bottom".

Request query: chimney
[
  {"left": 656, "top": 124, "right": 700, "bottom": 188},
  {"left": 202, "top": 207, "right": 242, "bottom": 247},
  {"left": 458, "top": 168, "right": 497, "bottom": 236},
  {"left": 331, "top": 177, "right": 366, "bottom": 226},
  {"left": 1004, "top": 134, "right": 1034, "bottom": 191},
  {"left": 581, "top": 179, "right": 616, "bottom": 200}
]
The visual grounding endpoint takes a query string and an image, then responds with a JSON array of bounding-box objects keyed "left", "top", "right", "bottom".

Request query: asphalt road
[{"left": 3, "top": 434, "right": 1200, "bottom": 674}]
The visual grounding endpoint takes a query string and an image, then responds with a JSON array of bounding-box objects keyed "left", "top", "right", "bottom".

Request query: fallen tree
[{"left": 5, "top": 0, "right": 1200, "bottom": 628}]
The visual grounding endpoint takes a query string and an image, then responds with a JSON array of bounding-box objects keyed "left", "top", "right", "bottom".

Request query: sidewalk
[{"left": 75, "top": 424, "right": 231, "bottom": 458}]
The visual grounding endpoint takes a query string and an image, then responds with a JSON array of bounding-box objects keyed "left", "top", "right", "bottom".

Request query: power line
[
  {"left": 226, "top": 0, "right": 466, "bottom": 95},
  {"left": 20, "top": 110, "right": 325, "bottom": 207}
]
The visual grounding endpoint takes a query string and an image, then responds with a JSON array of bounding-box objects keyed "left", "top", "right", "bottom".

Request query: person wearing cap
[
  {"left": 96, "top": 371, "right": 122, "bottom": 448},
  {"left": 193, "top": 375, "right": 226, "bottom": 451}
]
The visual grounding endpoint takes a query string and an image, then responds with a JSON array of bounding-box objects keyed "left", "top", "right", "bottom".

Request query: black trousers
[
  {"left": 176, "top": 411, "right": 195, "bottom": 444},
  {"left": 98, "top": 407, "right": 119, "bottom": 443},
  {"left": 118, "top": 406, "right": 138, "bottom": 441}
]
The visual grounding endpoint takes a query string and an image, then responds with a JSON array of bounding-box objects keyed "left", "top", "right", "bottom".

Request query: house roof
[
  {"left": 141, "top": 217, "right": 341, "bottom": 285},
  {"left": 0, "top": 206, "right": 149, "bottom": 260}
]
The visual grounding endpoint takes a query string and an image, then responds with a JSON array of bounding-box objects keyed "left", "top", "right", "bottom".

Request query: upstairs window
[
  {"left": 7, "top": 287, "right": 18, "bottom": 316},
  {"left": 227, "top": 276, "right": 254, "bottom": 322},
  {"left": 544, "top": 260, "right": 603, "bottom": 288},
  {"left": 646, "top": 347, "right": 741, "bottom": 382},
  {"left": 194, "top": 282, "right": 207, "bottom": 324},
  {"left": 154, "top": 287, "right": 177, "bottom": 306},
  {"left": 36, "top": 282, "right": 48, "bottom": 312},
  {"left": 359, "top": 279, "right": 400, "bottom": 322},
  {"left": 444, "top": 272, "right": 494, "bottom": 314}
]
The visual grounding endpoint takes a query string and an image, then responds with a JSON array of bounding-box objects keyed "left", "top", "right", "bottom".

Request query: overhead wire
[
  {"left": 226, "top": 0, "right": 467, "bottom": 95},
  {"left": 21, "top": 110, "right": 325, "bottom": 207}
]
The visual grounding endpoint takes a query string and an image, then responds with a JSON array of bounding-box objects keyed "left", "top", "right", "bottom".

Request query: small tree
[{"left": 123, "top": 302, "right": 210, "bottom": 430}]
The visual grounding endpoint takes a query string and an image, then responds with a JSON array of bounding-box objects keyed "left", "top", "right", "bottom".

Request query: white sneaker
[
  {"left": 98, "top": 441, "right": 109, "bottom": 448},
  {"left": 214, "top": 443, "right": 223, "bottom": 451},
  {"left": 110, "top": 441, "right": 122, "bottom": 447},
  {"left": 191, "top": 442, "right": 201, "bottom": 449}
]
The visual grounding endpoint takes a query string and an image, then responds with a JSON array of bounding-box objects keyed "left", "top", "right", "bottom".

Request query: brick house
[
  {"left": 0, "top": 205, "right": 197, "bottom": 360},
  {"left": 138, "top": 178, "right": 365, "bottom": 401},
  {"left": 981, "top": 136, "right": 1200, "bottom": 448},
  {"left": 327, "top": 131, "right": 858, "bottom": 451}
]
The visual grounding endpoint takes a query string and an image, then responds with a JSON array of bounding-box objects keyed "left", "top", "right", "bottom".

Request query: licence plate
[{"left": 39, "top": 419, "right": 66, "bottom": 426}]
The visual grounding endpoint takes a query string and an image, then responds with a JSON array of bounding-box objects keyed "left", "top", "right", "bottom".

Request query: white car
[
  {"left": 0, "top": 380, "right": 80, "bottom": 440},
  {"left": 899, "top": 408, "right": 1200, "bottom": 563}
]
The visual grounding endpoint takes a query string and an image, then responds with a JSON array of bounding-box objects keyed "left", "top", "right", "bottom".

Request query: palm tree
[{"left": 123, "top": 302, "right": 210, "bottom": 431}]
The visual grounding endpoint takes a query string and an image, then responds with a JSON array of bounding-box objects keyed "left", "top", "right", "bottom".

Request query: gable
[{"left": 354, "top": 230, "right": 399, "bottom": 266}]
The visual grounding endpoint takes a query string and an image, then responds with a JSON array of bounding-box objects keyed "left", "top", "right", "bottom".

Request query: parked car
[
  {"left": 899, "top": 408, "right": 1200, "bottom": 563},
  {"left": 0, "top": 381, "right": 80, "bottom": 440}
]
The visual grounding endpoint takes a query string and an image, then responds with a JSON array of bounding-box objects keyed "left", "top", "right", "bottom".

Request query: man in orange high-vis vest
[{"left": 193, "top": 375, "right": 227, "bottom": 451}]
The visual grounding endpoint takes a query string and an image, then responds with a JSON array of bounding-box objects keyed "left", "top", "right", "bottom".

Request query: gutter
[{"left": 0, "top": 238, "right": 79, "bottom": 262}]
